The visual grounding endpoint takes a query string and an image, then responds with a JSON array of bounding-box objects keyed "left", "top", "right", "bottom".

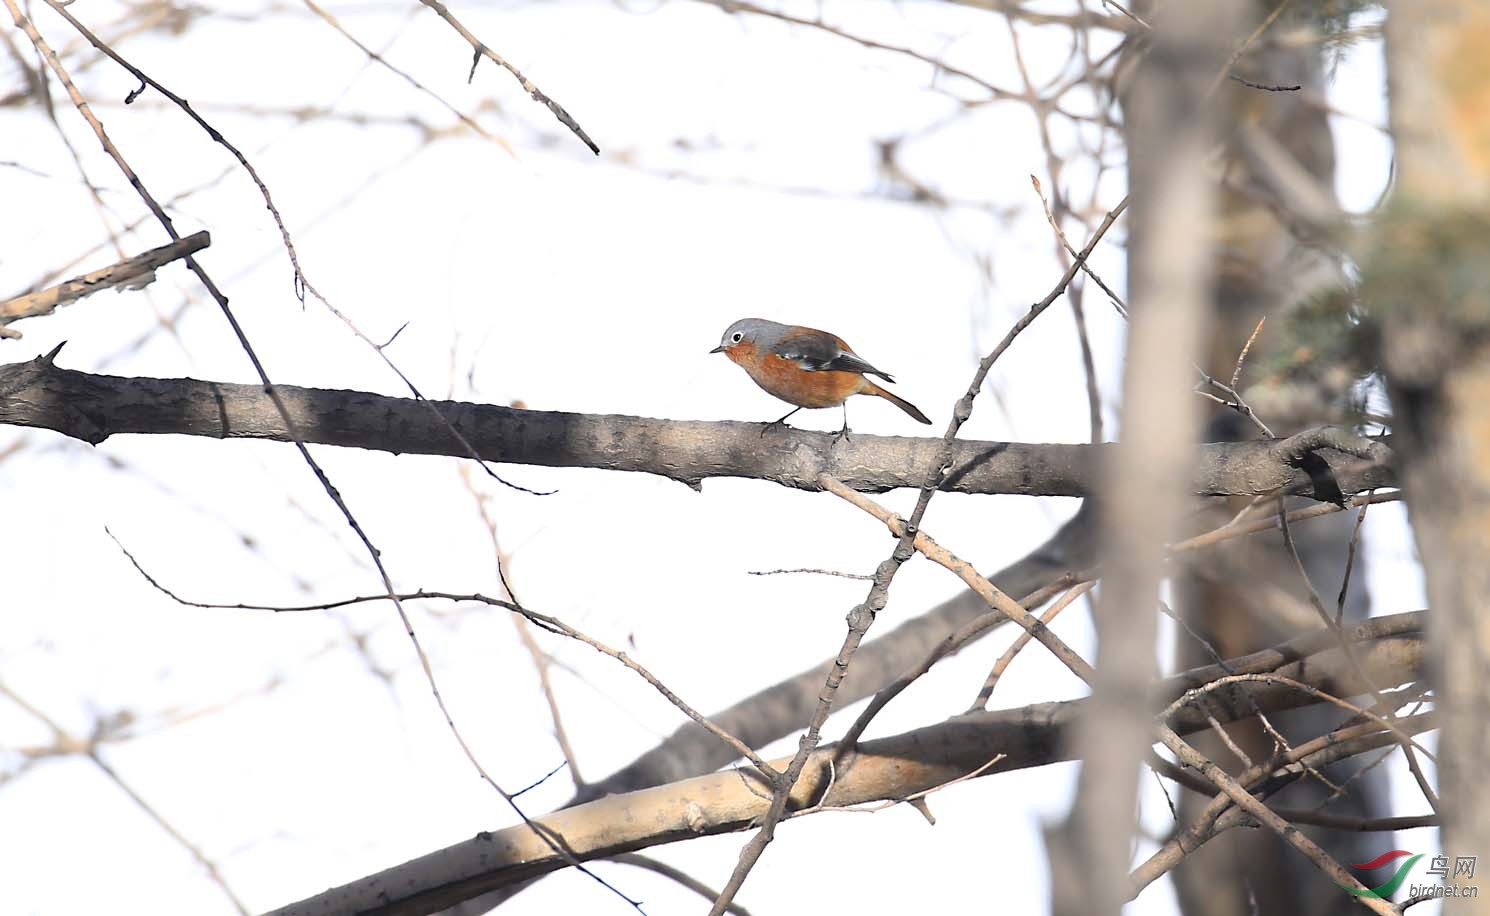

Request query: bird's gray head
[{"left": 710, "top": 317, "right": 783, "bottom": 354}]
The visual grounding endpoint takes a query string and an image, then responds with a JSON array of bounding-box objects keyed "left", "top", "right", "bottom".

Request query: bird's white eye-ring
[{"left": 731, "top": 332, "right": 743, "bottom": 343}]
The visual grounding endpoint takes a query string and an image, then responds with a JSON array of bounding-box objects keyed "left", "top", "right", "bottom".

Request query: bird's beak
[{"left": 709, "top": 345, "right": 726, "bottom": 354}]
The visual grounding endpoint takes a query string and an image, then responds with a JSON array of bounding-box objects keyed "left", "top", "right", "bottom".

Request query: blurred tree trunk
[
  {"left": 1126, "top": 5, "right": 1392, "bottom": 915},
  {"left": 1375, "top": 0, "right": 1490, "bottom": 897}
]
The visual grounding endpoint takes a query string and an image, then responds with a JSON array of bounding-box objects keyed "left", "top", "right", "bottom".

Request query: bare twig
[
  {"left": 609, "top": 854, "right": 753, "bottom": 916},
  {"left": 1336, "top": 495, "right": 1372, "bottom": 624},
  {"left": 1031, "top": 174, "right": 1128, "bottom": 317},
  {"left": 1160, "top": 673, "right": 1436, "bottom": 761},
  {"left": 746, "top": 567, "right": 873, "bottom": 581},
  {"left": 1203, "top": 0, "right": 1297, "bottom": 98},
  {"left": 415, "top": 0, "right": 598, "bottom": 154},
  {"left": 300, "top": 0, "right": 513, "bottom": 154},
  {"left": 106, "top": 535, "right": 775, "bottom": 780},
  {"left": 459, "top": 463, "right": 588, "bottom": 788},
  {"left": 0, "top": 681, "right": 250, "bottom": 914},
  {"left": 40, "top": 0, "right": 549, "bottom": 496},
  {"left": 818, "top": 475, "right": 1097, "bottom": 689},
  {"left": 1102, "top": 0, "right": 1151, "bottom": 31},
  {"left": 1171, "top": 491, "right": 1402, "bottom": 554},
  {"left": 1228, "top": 74, "right": 1302, "bottom": 92},
  {"left": 970, "top": 580, "right": 1095, "bottom": 710},
  {"left": 1194, "top": 364, "right": 1275, "bottom": 437},
  {"left": 1155, "top": 725, "right": 1397, "bottom": 915},
  {"left": 1276, "top": 501, "right": 1442, "bottom": 813},
  {"left": 1231, "top": 315, "right": 1266, "bottom": 389},
  {"left": 1131, "top": 710, "right": 1436, "bottom": 896},
  {"left": 702, "top": 0, "right": 1050, "bottom": 103}
]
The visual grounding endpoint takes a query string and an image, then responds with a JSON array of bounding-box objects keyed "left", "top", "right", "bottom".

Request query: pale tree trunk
[
  {"left": 1079, "top": 5, "right": 1396, "bottom": 916},
  {"left": 1376, "top": 2, "right": 1490, "bottom": 907},
  {"left": 1057, "top": 3, "right": 1235, "bottom": 914},
  {"left": 1172, "top": 3, "right": 1400, "bottom": 911}
]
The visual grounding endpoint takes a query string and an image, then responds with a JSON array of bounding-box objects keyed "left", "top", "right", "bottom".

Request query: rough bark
[
  {"left": 271, "top": 616, "right": 1425, "bottom": 916},
  {"left": 0, "top": 354, "right": 1395, "bottom": 498}
]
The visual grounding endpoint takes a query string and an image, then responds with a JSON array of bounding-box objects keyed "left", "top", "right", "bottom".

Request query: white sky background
[{"left": 0, "top": 2, "right": 1426, "bottom": 914}]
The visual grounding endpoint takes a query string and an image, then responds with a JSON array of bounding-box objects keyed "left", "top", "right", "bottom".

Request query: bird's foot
[{"left": 760, "top": 407, "right": 803, "bottom": 438}]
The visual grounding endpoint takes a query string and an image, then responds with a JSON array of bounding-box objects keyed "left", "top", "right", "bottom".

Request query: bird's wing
[{"left": 777, "top": 331, "right": 896, "bottom": 382}]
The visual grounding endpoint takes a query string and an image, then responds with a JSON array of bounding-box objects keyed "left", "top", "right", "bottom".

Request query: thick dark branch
[
  {"left": 267, "top": 615, "right": 1426, "bottom": 916},
  {"left": 0, "top": 355, "right": 1395, "bottom": 497}
]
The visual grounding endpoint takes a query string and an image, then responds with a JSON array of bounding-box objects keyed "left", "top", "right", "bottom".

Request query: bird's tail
[{"left": 863, "top": 382, "right": 931, "bottom": 425}]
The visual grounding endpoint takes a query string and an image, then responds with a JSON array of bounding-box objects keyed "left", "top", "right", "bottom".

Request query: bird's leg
[
  {"left": 832, "top": 403, "right": 852, "bottom": 445},
  {"left": 760, "top": 406, "right": 803, "bottom": 438}
]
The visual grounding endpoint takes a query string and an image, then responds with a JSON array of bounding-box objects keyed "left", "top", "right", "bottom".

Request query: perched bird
[{"left": 710, "top": 317, "right": 931, "bottom": 438}]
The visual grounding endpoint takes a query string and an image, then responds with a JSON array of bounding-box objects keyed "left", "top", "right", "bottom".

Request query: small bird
[{"left": 711, "top": 317, "right": 931, "bottom": 438}]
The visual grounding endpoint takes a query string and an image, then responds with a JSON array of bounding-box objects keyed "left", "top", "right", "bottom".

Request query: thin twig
[
  {"left": 41, "top": 0, "right": 550, "bottom": 496},
  {"left": 1203, "top": 0, "right": 1297, "bottom": 99},
  {"left": 1170, "top": 491, "right": 1402, "bottom": 555},
  {"left": 415, "top": 0, "right": 598, "bottom": 154},
  {"left": 971, "top": 581, "right": 1095, "bottom": 710},
  {"left": 705, "top": 0, "right": 1036, "bottom": 102},
  {"left": 1102, "top": 0, "right": 1151, "bottom": 31},
  {"left": 1160, "top": 673, "right": 1436, "bottom": 762},
  {"left": 609, "top": 854, "right": 753, "bottom": 916},
  {"left": 1155, "top": 725, "right": 1397, "bottom": 915},
  {"left": 459, "top": 463, "right": 588, "bottom": 788},
  {"left": 1131, "top": 710, "right": 1436, "bottom": 896},
  {"left": 1155, "top": 599, "right": 1303, "bottom": 776},
  {"left": 1276, "top": 502, "right": 1442, "bottom": 813},
  {"left": 747, "top": 567, "right": 873, "bottom": 581},
  {"left": 1228, "top": 74, "right": 1302, "bottom": 92},
  {"left": 1231, "top": 315, "right": 1266, "bottom": 389},
  {"left": 300, "top": 0, "right": 513, "bottom": 153},
  {"left": 1031, "top": 174, "right": 1128, "bottom": 317},
  {"left": 1194, "top": 364, "right": 1274, "bottom": 437},
  {"left": 512, "top": 761, "right": 567, "bottom": 799},
  {"left": 105, "top": 534, "right": 775, "bottom": 780},
  {"left": 1336, "top": 495, "right": 1372, "bottom": 624},
  {"left": 0, "top": 681, "right": 250, "bottom": 914},
  {"left": 819, "top": 476, "right": 1097, "bottom": 689}
]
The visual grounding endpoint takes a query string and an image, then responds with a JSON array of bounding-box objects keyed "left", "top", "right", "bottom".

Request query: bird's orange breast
[{"left": 727, "top": 343, "right": 866, "bottom": 408}]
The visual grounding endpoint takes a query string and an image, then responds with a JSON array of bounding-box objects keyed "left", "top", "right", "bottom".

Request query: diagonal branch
[
  {"left": 266, "top": 620, "right": 1426, "bottom": 916},
  {"left": 416, "top": 0, "right": 598, "bottom": 154},
  {"left": 0, "top": 230, "right": 209, "bottom": 329}
]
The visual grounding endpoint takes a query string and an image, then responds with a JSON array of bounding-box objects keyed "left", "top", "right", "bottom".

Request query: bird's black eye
[{"left": 731, "top": 332, "right": 743, "bottom": 343}]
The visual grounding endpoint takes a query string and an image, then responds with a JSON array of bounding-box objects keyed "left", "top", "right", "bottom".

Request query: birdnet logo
[
  {"left": 1341, "top": 850, "right": 1481, "bottom": 901},
  {"left": 1340, "top": 850, "right": 1422, "bottom": 899}
]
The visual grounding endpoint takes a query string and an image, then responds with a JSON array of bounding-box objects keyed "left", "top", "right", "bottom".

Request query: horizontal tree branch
[
  {"left": 0, "top": 353, "right": 1395, "bottom": 498},
  {"left": 268, "top": 613, "right": 1425, "bottom": 916}
]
